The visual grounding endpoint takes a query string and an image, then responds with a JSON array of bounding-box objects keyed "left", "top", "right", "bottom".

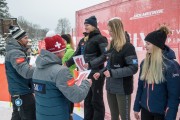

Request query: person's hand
[
  {"left": 134, "top": 112, "right": 140, "bottom": 120},
  {"left": 86, "top": 79, "right": 92, "bottom": 86},
  {"left": 103, "top": 70, "right": 110, "bottom": 77},
  {"left": 83, "top": 63, "right": 89, "bottom": 69},
  {"left": 93, "top": 73, "right": 100, "bottom": 80},
  {"left": 63, "top": 62, "right": 67, "bottom": 66}
]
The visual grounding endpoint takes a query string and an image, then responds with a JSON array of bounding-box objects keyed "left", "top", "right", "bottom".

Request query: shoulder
[
  {"left": 123, "top": 42, "right": 136, "bottom": 56},
  {"left": 7, "top": 49, "right": 26, "bottom": 59},
  {"left": 164, "top": 59, "right": 179, "bottom": 72},
  {"left": 164, "top": 59, "right": 179, "bottom": 79},
  {"left": 67, "top": 48, "right": 74, "bottom": 53},
  {"left": 124, "top": 42, "right": 135, "bottom": 50},
  {"left": 94, "top": 35, "right": 108, "bottom": 43},
  {"left": 50, "top": 65, "right": 71, "bottom": 77},
  {"left": 59, "top": 66, "right": 70, "bottom": 74},
  {"left": 79, "top": 38, "right": 85, "bottom": 43},
  {"left": 96, "top": 35, "right": 107, "bottom": 40}
]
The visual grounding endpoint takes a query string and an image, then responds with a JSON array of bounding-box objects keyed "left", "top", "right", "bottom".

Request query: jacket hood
[
  {"left": 36, "top": 49, "right": 62, "bottom": 69},
  {"left": 163, "top": 45, "right": 176, "bottom": 60},
  {"left": 5, "top": 36, "right": 27, "bottom": 52}
]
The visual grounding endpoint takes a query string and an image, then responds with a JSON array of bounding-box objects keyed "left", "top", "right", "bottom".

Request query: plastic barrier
[{"left": 0, "top": 64, "right": 10, "bottom": 102}]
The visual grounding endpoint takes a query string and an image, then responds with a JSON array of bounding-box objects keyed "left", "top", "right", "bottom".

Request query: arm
[
  {"left": 110, "top": 44, "right": 138, "bottom": 78},
  {"left": 165, "top": 63, "right": 180, "bottom": 120},
  {"left": 10, "top": 50, "right": 34, "bottom": 79},
  {"left": 55, "top": 67, "right": 91, "bottom": 103},
  {"left": 133, "top": 62, "right": 144, "bottom": 112},
  {"left": 88, "top": 36, "right": 108, "bottom": 68}
]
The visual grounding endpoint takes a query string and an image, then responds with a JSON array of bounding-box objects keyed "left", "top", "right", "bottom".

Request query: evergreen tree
[{"left": 0, "top": 0, "right": 10, "bottom": 18}]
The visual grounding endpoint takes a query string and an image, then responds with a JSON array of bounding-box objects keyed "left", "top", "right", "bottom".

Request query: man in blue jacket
[
  {"left": 33, "top": 34, "right": 92, "bottom": 120},
  {"left": 5, "top": 25, "right": 35, "bottom": 120}
]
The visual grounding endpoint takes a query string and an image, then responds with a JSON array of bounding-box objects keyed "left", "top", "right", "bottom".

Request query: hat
[
  {"left": 145, "top": 29, "right": 168, "bottom": 50},
  {"left": 46, "top": 30, "right": 56, "bottom": 37},
  {"left": 61, "top": 34, "right": 70, "bottom": 44},
  {"left": 44, "top": 35, "right": 66, "bottom": 53},
  {"left": 84, "top": 16, "right": 97, "bottom": 28},
  {"left": 9, "top": 25, "right": 27, "bottom": 40}
]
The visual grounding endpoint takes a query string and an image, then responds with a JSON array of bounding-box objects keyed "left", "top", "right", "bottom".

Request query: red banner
[
  {"left": 178, "top": 43, "right": 180, "bottom": 63},
  {"left": 76, "top": 0, "right": 180, "bottom": 49}
]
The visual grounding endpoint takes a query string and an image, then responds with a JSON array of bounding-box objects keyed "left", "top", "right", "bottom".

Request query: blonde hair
[
  {"left": 141, "top": 25, "right": 171, "bottom": 84},
  {"left": 141, "top": 46, "right": 165, "bottom": 84},
  {"left": 108, "top": 18, "right": 126, "bottom": 52},
  {"left": 84, "top": 36, "right": 89, "bottom": 42}
]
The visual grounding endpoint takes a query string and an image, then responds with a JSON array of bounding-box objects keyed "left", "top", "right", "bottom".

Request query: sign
[
  {"left": 73, "top": 55, "right": 87, "bottom": 71},
  {"left": 75, "top": 70, "right": 91, "bottom": 86}
]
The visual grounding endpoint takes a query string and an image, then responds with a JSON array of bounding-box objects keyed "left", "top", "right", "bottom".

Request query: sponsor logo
[
  {"left": 114, "top": 64, "right": 121, "bottom": 68},
  {"left": 130, "top": 9, "right": 164, "bottom": 20},
  {"left": 172, "top": 73, "right": 179, "bottom": 77},
  {"left": 34, "top": 82, "right": 46, "bottom": 94},
  {"left": 132, "top": 59, "right": 138, "bottom": 64}
]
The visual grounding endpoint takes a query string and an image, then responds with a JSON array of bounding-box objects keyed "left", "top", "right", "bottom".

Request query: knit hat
[
  {"left": 9, "top": 25, "right": 27, "bottom": 40},
  {"left": 44, "top": 35, "right": 66, "bottom": 53},
  {"left": 84, "top": 16, "right": 97, "bottom": 28},
  {"left": 145, "top": 26, "right": 170, "bottom": 50}
]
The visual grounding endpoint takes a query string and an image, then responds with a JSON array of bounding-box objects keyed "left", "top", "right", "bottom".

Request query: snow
[
  {"left": 0, "top": 102, "right": 12, "bottom": 120},
  {"left": 0, "top": 55, "right": 5, "bottom": 64},
  {"left": 0, "top": 101, "right": 84, "bottom": 120}
]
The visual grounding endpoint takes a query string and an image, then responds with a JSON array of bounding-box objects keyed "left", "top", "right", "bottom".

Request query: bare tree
[
  {"left": 56, "top": 18, "right": 71, "bottom": 35},
  {"left": 17, "top": 16, "right": 48, "bottom": 40}
]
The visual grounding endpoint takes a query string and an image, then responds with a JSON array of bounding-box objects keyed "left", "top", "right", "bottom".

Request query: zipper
[
  {"left": 152, "top": 83, "right": 154, "bottom": 91},
  {"left": 165, "top": 107, "right": 169, "bottom": 116},
  {"left": 147, "top": 83, "right": 151, "bottom": 111}
]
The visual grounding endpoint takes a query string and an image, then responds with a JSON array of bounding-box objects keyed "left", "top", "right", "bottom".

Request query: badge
[
  {"left": 16, "top": 57, "right": 25, "bottom": 64},
  {"left": 15, "top": 98, "right": 23, "bottom": 107}
]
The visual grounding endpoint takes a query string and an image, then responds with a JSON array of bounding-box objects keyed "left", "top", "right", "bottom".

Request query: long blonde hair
[
  {"left": 108, "top": 18, "right": 126, "bottom": 52},
  {"left": 141, "top": 46, "right": 165, "bottom": 84},
  {"left": 141, "top": 25, "right": 171, "bottom": 84}
]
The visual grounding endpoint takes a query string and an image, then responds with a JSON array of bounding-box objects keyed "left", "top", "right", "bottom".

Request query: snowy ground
[
  {"left": 0, "top": 55, "right": 5, "bottom": 64},
  {"left": 0, "top": 102, "right": 12, "bottom": 120},
  {"left": 1, "top": 103, "right": 180, "bottom": 120},
  {"left": 0, "top": 101, "right": 84, "bottom": 120}
]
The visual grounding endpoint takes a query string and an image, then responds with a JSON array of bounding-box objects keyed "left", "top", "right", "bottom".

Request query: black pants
[
  {"left": 141, "top": 107, "right": 164, "bottom": 120},
  {"left": 84, "top": 74, "right": 105, "bottom": 120},
  {"left": 11, "top": 93, "right": 36, "bottom": 120},
  {"left": 70, "top": 102, "right": 74, "bottom": 114}
]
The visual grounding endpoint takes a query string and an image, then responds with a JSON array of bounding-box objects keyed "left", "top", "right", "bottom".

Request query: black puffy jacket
[{"left": 66, "top": 30, "right": 108, "bottom": 73}]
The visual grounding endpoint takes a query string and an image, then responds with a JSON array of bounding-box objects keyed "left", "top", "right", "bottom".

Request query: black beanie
[
  {"left": 145, "top": 29, "right": 167, "bottom": 50},
  {"left": 84, "top": 16, "right": 97, "bottom": 28},
  {"left": 9, "top": 25, "right": 27, "bottom": 40},
  {"left": 61, "top": 34, "right": 70, "bottom": 44}
]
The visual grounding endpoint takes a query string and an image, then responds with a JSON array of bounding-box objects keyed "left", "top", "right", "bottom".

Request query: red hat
[{"left": 44, "top": 35, "right": 66, "bottom": 53}]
